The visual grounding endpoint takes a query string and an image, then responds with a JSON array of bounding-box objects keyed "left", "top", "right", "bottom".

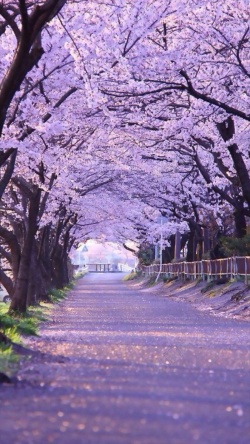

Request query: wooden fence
[{"left": 142, "top": 256, "right": 250, "bottom": 282}]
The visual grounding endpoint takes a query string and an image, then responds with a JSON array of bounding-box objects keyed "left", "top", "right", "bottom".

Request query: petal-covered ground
[{"left": 0, "top": 273, "right": 249, "bottom": 444}]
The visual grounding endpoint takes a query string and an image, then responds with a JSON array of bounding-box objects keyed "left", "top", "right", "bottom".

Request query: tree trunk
[
  {"left": 0, "top": 269, "right": 14, "bottom": 296},
  {"left": 217, "top": 117, "right": 250, "bottom": 214},
  {"left": 228, "top": 144, "right": 250, "bottom": 213},
  {"left": 186, "top": 229, "right": 196, "bottom": 262},
  {"left": 26, "top": 247, "right": 38, "bottom": 306},
  {"left": 185, "top": 220, "right": 203, "bottom": 262},
  {"left": 9, "top": 189, "right": 41, "bottom": 313},
  {"left": 233, "top": 207, "right": 247, "bottom": 238},
  {"left": 0, "top": 149, "right": 17, "bottom": 200},
  {"left": 52, "top": 250, "right": 69, "bottom": 289},
  {"left": 162, "top": 234, "right": 175, "bottom": 263}
]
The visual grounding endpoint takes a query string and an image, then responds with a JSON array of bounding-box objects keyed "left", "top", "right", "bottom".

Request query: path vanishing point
[{"left": 0, "top": 273, "right": 250, "bottom": 444}]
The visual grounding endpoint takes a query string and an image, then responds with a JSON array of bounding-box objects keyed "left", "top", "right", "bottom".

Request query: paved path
[{"left": 0, "top": 273, "right": 250, "bottom": 444}]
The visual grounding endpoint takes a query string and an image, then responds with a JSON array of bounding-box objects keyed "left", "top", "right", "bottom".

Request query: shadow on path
[{"left": 0, "top": 273, "right": 249, "bottom": 444}]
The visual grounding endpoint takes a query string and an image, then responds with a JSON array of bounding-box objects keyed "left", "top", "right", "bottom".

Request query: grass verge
[
  {"left": 0, "top": 302, "right": 51, "bottom": 377},
  {"left": 0, "top": 281, "right": 76, "bottom": 378},
  {"left": 123, "top": 271, "right": 139, "bottom": 281},
  {"left": 49, "top": 282, "right": 74, "bottom": 303}
]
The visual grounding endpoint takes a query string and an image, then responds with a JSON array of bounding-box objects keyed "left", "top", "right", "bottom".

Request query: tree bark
[
  {"left": 0, "top": 149, "right": 17, "bottom": 200},
  {"left": 0, "top": 269, "right": 13, "bottom": 296},
  {"left": 9, "top": 188, "right": 41, "bottom": 313},
  {"left": 0, "top": 225, "right": 21, "bottom": 281},
  {"left": 234, "top": 206, "right": 247, "bottom": 238},
  {"left": 0, "top": 0, "right": 67, "bottom": 135},
  {"left": 217, "top": 117, "right": 250, "bottom": 213}
]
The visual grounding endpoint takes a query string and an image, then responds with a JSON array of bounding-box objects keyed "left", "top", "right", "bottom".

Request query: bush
[
  {"left": 137, "top": 244, "right": 155, "bottom": 266},
  {"left": 123, "top": 271, "right": 141, "bottom": 281},
  {"left": 220, "top": 235, "right": 250, "bottom": 257}
]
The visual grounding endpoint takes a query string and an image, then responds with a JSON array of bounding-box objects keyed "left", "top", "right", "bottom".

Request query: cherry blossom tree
[
  {"left": 76, "top": 0, "right": 250, "bottom": 241},
  {"left": 1, "top": 0, "right": 250, "bottom": 313}
]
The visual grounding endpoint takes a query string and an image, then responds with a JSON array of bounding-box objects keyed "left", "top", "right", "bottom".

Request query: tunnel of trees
[{"left": 0, "top": 1, "right": 250, "bottom": 312}]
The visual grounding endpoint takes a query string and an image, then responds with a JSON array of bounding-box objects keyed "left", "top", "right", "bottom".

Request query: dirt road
[{"left": 0, "top": 273, "right": 249, "bottom": 444}]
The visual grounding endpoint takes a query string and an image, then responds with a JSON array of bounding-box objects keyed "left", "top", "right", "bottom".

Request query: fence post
[
  {"left": 234, "top": 257, "right": 238, "bottom": 279},
  {"left": 244, "top": 258, "right": 249, "bottom": 285},
  {"left": 145, "top": 255, "right": 250, "bottom": 283},
  {"left": 230, "top": 257, "right": 233, "bottom": 280},
  {"left": 174, "top": 230, "right": 181, "bottom": 261},
  {"left": 201, "top": 260, "right": 205, "bottom": 281},
  {"left": 207, "top": 260, "right": 210, "bottom": 282}
]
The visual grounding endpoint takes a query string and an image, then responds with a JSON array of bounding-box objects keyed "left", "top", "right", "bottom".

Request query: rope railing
[{"left": 141, "top": 256, "right": 250, "bottom": 283}]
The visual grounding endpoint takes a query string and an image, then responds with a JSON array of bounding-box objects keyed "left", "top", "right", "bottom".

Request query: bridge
[
  {"left": 83, "top": 263, "right": 132, "bottom": 272},
  {"left": 87, "top": 264, "right": 115, "bottom": 272}
]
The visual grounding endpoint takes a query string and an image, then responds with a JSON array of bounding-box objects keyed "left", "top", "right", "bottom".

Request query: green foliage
[
  {"left": 220, "top": 235, "right": 250, "bottom": 257},
  {"left": 0, "top": 305, "right": 43, "bottom": 374},
  {"left": 0, "top": 282, "right": 74, "bottom": 376},
  {"left": 74, "top": 270, "right": 88, "bottom": 279},
  {"left": 49, "top": 286, "right": 70, "bottom": 303},
  {"left": 0, "top": 308, "right": 22, "bottom": 375},
  {"left": 123, "top": 271, "right": 141, "bottom": 281},
  {"left": 0, "top": 304, "right": 39, "bottom": 342},
  {"left": 28, "top": 305, "right": 49, "bottom": 322},
  {"left": 17, "top": 318, "right": 38, "bottom": 336},
  {"left": 137, "top": 243, "right": 155, "bottom": 266},
  {"left": 0, "top": 345, "right": 20, "bottom": 376},
  {"left": 0, "top": 305, "right": 15, "bottom": 329}
]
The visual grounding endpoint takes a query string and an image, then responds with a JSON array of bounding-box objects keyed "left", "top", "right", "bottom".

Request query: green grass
[
  {"left": 123, "top": 270, "right": 143, "bottom": 281},
  {"left": 0, "top": 303, "right": 44, "bottom": 375},
  {"left": 0, "top": 307, "right": 22, "bottom": 376},
  {"left": 0, "top": 282, "right": 74, "bottom": 377},
  {"left": 74, "top": 270, "right": 88, "bottom": 280},
  {"left": 123, "top": 271, "right": 138, "bottom": 281},
  {"left": 0, "top": 303, "right": 49, "bottom": 337},
  {"left": 0, "top": 345, "right": 20, "bottom": 376},
  {"left": 49, "top": 283, "right": 74, "bottom": 303}
]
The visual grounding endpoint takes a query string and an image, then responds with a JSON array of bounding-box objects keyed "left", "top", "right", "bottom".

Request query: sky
[{"left": 71, "top": 239, "right": 137, "bottom": 269}]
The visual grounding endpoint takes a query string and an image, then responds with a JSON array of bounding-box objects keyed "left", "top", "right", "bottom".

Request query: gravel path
[{"left": 0, "top": 273, "right": 250, "bottom": 444}]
